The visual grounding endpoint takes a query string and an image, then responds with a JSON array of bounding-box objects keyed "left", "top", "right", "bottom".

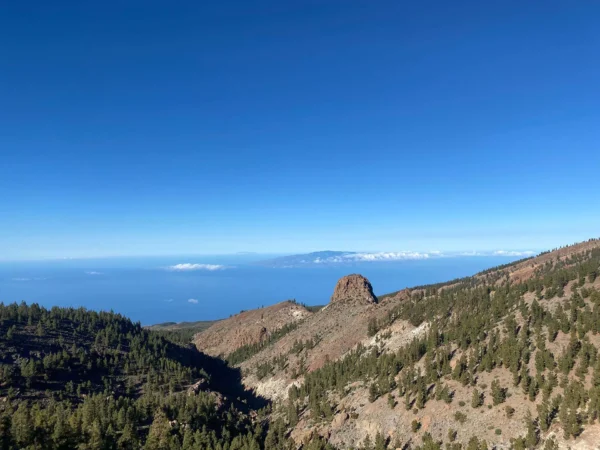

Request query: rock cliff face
[{"left": 330, "top": 274, "right": 377, "bottom": 304}]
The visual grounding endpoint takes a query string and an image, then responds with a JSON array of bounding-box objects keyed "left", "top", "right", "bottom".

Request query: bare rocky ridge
[
  {"left": 240, "top": 300, "right": 403, "bottom": 393},
  {"left": 236, "top": 274, "right": 416, "bottom": 400},
  {"left": 330, "top": 274, "right": 377, "bottom": 304},
  {"left": 194, "top": 300, "right": 311, "bottom": 357}
]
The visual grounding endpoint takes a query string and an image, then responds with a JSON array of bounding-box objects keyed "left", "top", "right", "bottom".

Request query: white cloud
[
  {"left": 165, "top": 299, "right": 174, "bottom": 303},
  {"left": 350, "top": 251, "right": 431, "bottom": 261},
  {"left": 493, "top": 250, "right": 536, "bottom": 257},
  {"left": 167, "top": 263, "right": 226, "bottom": 271},
  {"left": 312, "top": 251, "right": 431, "bottom": 264},
  {"left": 85, "top": 271, "right": 102, "bottom": 275},
  {"left": 458, "top": 251, "right": 485, "bottom": 256},
  {"left": 11, "top": 277, "right": 48, "bottom": 281},
  {"left": 187, "top": 298, "right": 199, "bottom": 304}
]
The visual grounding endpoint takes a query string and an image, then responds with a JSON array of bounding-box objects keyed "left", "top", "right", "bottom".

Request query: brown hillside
[
  {"left": 238, "top": 276, "right": 417, "bottom": 399},
  {"left": 193, "top": 300, "right": 312, "bottom": 357},
  {"left": 233, "top": 240, "right": 600, "bottom": 391},
  {"left": 491, "top": 238, "right": 600, "bottom": 284}
]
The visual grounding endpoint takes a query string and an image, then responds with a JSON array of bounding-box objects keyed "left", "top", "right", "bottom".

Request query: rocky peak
[{"left": 330, "top": 274, "right": 377, "bottom": 304}]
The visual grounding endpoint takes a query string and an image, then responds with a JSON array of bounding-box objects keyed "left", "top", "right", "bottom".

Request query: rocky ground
[{"left": 194, "top": 300, "right": 312, "bottom": 357}]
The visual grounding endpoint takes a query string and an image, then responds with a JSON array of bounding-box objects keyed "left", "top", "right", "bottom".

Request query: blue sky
[{"left": 1, "top": 1, "right": 599, "bottom": 260}]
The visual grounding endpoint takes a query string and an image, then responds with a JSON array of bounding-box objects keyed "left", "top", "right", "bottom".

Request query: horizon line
[{"left": 0, "top": 248, "right": 544, "bottom": 263}]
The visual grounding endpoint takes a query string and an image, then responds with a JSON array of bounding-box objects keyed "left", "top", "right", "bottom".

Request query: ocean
[{"left": 0, "top": 255, "right": 519, "bottom": 325}]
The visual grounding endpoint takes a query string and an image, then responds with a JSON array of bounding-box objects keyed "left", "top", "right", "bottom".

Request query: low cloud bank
[
  {"left": 11, "top": 277, "right": 48, "bottom": 281},
  {"left": 167, "top": 263, "right": 227, "bottom": 271},
  {"left": 313, "top": 251, "right": 431, "bottom": 263},
  {"left": 311, "top": 250, "right": 536, "bottom": 264},
  {"left": 258, "top": 248, "right": 538, "bottom": 268},
  {"left": 493, "top": 250, "right": 536, "bottom": 257}
]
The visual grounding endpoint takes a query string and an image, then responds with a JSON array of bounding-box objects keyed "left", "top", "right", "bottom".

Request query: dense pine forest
[{"left": 0, "top": 303, "right": 308, "bottom": 450}]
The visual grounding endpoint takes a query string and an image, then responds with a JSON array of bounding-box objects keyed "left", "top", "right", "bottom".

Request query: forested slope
[
  {"left": 0, "top": 304, "right": 326, "bottom": 450},
  {"left": 275, "top": 240, "right": 600, "bottom": 449}
]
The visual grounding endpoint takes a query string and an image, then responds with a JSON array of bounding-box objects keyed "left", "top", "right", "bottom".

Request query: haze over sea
[{"left": 0, "top": 254, "right": 526, "bottom": 325}]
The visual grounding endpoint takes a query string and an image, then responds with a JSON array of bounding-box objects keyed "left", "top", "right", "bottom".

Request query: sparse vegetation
[
  {"left": 281, "top": 241, "right": 600, "bottom": 447},
  {"left": 226, "top": 321, "right": 300, "bottom": 365}
]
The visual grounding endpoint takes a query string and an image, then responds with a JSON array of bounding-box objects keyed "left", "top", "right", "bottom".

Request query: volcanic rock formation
[{"left": 330, "top": 274, "right": 377, "bottom": 304}]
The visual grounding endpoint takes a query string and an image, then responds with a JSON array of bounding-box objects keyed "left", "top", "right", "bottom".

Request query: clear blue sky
[{"left": 1, "top": 1, "right": 599, "bottom": 260}]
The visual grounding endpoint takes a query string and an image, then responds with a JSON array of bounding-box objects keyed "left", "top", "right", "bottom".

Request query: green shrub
[
  {"left": 454, "top": 411, "right": 467, "bottom": 424},
  {"left": 411, "top": 419, "right": 421, "bottom": 432}
]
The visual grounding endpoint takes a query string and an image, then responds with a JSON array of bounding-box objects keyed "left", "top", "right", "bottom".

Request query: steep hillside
[
  {"left": 194, "top": 300, "right": 313, "bottom": 358},
  {"left": 0, "top": 303, "right": 301, "bottom": 450},
  {"left": 234, "top": 284, "right": 419, "bottom": 403},
  {"left": 290, "top": 239, "right": 600, "bottom": 449},
  {"left": 217, "top": 239, "right": 600, "bottom": 449}
]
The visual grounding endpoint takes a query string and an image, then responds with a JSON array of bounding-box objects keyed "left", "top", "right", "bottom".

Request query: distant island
[
  {"left": 253, "top": 249, "right": 535, "bottom": 267},
  {"left": 254, "top": 250, "right": 433, "bottom": 267}
]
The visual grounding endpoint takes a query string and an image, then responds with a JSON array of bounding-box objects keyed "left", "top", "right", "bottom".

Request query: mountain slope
[
  {"left": 0, "top": 303, "right": 284, "bottom": 450},
  {"left": 287, "top": 239, "right": 600, "bottom": 449},
  {"left": 4, "top": 238, "right": 600, "bottom": 449},
  {"left": 194, "top": 300, "right": 313, "bottom": 359},
  {"left": 209, "top": 238, "right": 600, "bottom": 449}
]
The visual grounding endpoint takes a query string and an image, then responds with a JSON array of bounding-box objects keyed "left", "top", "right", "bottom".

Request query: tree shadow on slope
[{"left": 168, "top": 342, "right": 269, "bottom": 412}]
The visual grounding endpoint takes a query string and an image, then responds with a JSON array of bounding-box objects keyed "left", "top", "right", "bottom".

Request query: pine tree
[
  {"left": 144, "top": 410, "right": 172, "bottom": 450},
  {"left": 374, "top": 432, "right": 386, "bottom": 450},
  {"left": 491, "top": 380, "right": 505, "bottom": 405},
  {"left": 524, "top": 411, "right": 538, "bottom": 448},
  {"left": 118, "top": 423, "right": 139, "bottom": 450},
  {"left": 0, "top": 413, "right": 13, "bottom": 450},
  {"left": 369, "top": 383, "right": 379, "bottom": 403},
  {"left": 471, "top": 388, "right": 482, "bottom": 408},
  {"left": 387, "top": 394, "right": 396, "bottom": 409},
  {"left": 10, "top": 403, "right": 32, "bottom": 448}
]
